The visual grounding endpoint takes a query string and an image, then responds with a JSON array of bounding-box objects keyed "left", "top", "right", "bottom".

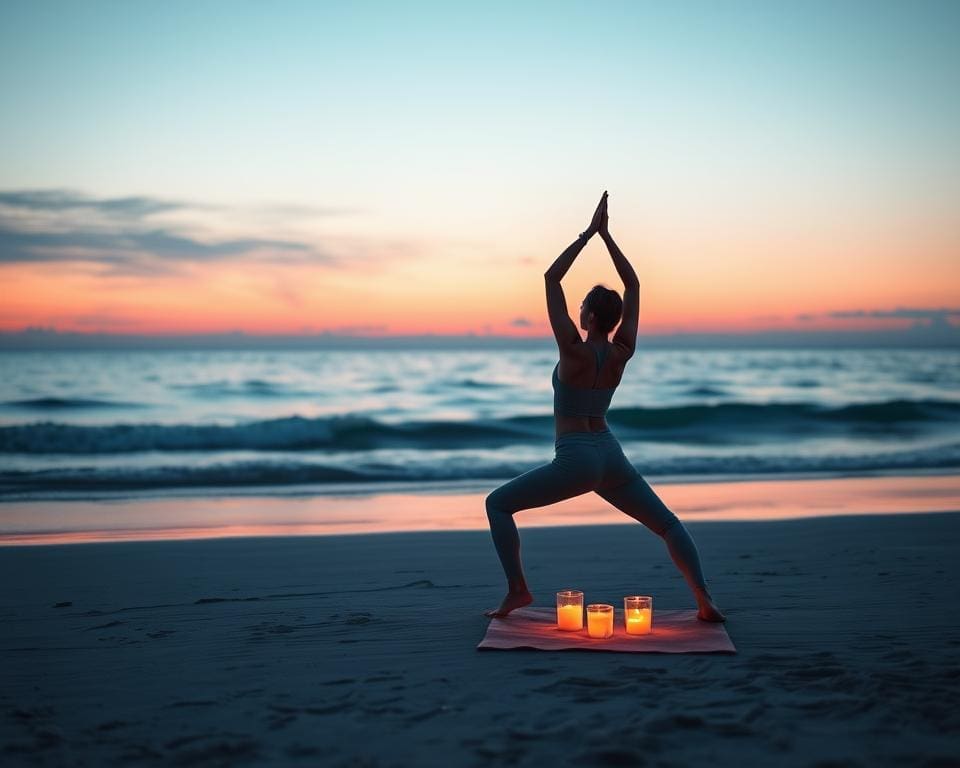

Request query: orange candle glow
[
  {"left": 586, "top": 604, "right": 614, "bottom": 639},
  {"left": 624, "top": 596, "right": 653, "bottom": 635},
  {"left": 556, "top": 589, "right": 584, "bottom": 631}
]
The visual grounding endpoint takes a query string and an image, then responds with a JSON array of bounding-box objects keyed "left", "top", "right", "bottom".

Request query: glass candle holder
[
  {"left": 624, "top": 595, "right": 653, "bottom": 635},
  {"left": 586, "top": 604, "right": 614, "bottom": 638},
  {"left": 556, "top": 590, "right": 584, "bottom": 631}
]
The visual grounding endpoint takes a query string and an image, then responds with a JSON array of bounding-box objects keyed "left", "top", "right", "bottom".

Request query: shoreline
[
  {"left": 1, "top": 472, "right": 958, "bottom": 547},
  {"left": 4, "top": 465, "right": 957, "bottom": 503}
]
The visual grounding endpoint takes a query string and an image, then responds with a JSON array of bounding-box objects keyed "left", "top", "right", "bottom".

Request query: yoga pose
[{"left": 484, "top": 191, "right": 726, "bottom": 622}]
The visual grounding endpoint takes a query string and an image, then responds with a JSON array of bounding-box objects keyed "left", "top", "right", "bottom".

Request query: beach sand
[{"left": 2, "top": 511, "right": 959, "bottom": 766}]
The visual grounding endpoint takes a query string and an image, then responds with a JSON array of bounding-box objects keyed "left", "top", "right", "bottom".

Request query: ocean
[{"left": 0, "top": 346, "right": 958, "bottom": 500}]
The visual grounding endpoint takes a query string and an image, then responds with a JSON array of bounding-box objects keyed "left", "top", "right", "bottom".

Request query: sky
[{"left": 1, "top": 0, "right": 958, "bottom": 338}]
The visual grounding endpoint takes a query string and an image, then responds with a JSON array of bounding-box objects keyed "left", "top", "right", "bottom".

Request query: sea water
[{"left": 1, "top": 347, "right": 958, "bottom": 499}]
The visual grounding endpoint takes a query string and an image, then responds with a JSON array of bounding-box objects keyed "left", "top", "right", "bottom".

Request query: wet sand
[{"left": 2, "top": 472, "right": 959, "bottom": 545}]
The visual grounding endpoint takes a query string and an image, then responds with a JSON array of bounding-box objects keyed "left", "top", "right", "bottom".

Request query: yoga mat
[{"left": 478, "top": 606, "right": 736, "bottom": 653}]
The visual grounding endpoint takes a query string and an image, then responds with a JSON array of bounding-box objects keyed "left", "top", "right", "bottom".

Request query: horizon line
[{"left": 1, "top": 325, "right": 957, "bottom": 350}]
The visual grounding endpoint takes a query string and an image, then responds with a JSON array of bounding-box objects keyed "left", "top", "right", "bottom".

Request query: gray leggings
[{"left": 486, "top": 429, "right": 709, "bottom": 594}]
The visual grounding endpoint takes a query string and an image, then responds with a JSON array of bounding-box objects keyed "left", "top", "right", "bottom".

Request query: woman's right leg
[{"left": 485, "top": 444, "right": 601, "bottom": 616}]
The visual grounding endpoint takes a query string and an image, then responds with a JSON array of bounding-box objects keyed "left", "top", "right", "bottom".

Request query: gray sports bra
[{"left": 552, "top": 342, "right": 616, "bottom": 417}]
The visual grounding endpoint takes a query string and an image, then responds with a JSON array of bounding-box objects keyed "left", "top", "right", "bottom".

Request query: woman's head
[{"left": 580, "top": 284, "right": 623, "bottom": 334}]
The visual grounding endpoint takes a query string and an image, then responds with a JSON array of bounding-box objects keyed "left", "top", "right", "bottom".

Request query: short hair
[{"left": 584, "top": 284, "right": 623, "bottom": 334}]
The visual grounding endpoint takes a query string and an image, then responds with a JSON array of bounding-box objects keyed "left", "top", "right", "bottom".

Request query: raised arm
[
  {"left": 599, "top": 201, "right": 639, "bottom": 356},
  {"left": 543, "top": 193, "right": 606, "bottom": 352},
  {"left": 544, "top": 234, "right": 588, "bottom": 351}
]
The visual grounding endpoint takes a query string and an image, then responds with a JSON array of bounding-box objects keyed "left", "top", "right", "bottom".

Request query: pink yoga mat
[{"left": 478, "top": 606, "right": 736, "bottom": 653}]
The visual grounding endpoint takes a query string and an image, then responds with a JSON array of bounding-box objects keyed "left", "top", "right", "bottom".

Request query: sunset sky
[{"left": 1, "top": 1, "right": 958, "bottom": 337}]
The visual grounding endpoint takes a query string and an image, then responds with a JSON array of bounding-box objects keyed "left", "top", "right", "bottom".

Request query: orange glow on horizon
[{"left": 2, "top": 219, "right": 958, "bottom": 337}]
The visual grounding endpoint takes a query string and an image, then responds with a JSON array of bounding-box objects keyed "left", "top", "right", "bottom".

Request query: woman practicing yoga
[{"left": 484, "top": 191, "right": 726, "bottom": 622}]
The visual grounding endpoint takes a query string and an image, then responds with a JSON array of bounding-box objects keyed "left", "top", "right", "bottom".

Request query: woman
[{"left": 484, "top": 191, "right": 726, "bottom": 622}]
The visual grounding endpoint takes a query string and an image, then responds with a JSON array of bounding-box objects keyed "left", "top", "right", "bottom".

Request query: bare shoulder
[{"left": 610, "top": 338, "right": 635, "bottom": 362}]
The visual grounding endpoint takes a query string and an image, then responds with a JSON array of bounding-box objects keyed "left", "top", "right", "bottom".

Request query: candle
[
  {"left": 556, "top": 590, "right": 584, "bottom": 631},
  {"left": 586, "top": 604, "right": 614, "bottom": 639},
  {"left": 625, "top": 608, "right": 652, "bottom": 634},
  {"left": 624, "top": 596, "right": 653, "bottom": 635},
  {"left": 557, "top": 604, "right": 583, "bottom": 631}
]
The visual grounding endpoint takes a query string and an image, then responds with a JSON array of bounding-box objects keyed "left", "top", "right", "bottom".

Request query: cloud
[
  {"left": 72, "top": 312, "right": 143, "bottom": 329},
  {"left": 0, "top": 189, "right": 364, "bottom": 222},
  {"left": 829, "top": 307, "right": 960, "bottom": 328},
  {"left": 509, "top": 317, "right": 533, "bottom": 327},
  {"left": 0, "top": 187, "right": 437, "bottom": 288},
  {"left": 0, "top": 189, "right": 184, "bottom": 217},
  {"left": 829, "top": 307, "right": 960, "bottom": 321},
  {"left": 0, "top": 227, "right": 310, "bottom": 261},
  {"left": 319, "top": 324, "right": 389, "bottom": 335},
  {"left": 799, "top": 307, "right": 960, "bottom": 328},
  {"left": 0, "top": 188, "right": 354, "bottom": 276}
]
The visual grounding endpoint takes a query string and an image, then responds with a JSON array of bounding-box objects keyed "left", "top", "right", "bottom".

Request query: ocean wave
[
  {"left": 168, "top": 379, "right": 314, "bottom": 398},
  {"left": 1, "top": 399, "right": 958, "bottom": 455},
  {"left": 0, "top": 397, "right": 144, "bottom": 410},
  {"left": 456, "top": 378, "right": 507, "bottom": 389},
  {"left": 1, "top": 444, "right": 958, "bottom": 494},
  {"left": 611, "top": 399, "right": 960, "bottom": 430},
  {"left": 0, "top": 414, "right": 541, "bottom": 454},
  {"left": 683, "top": 386, "right": 727, "bottom": 397}
]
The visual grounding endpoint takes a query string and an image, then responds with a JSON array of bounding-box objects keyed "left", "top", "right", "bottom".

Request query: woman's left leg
[
  {"left": 595, "top": 438, "right": 726, "bottom": 621},
  {"left": 596, "top": 473, "right": 708, "bottom": 587}
]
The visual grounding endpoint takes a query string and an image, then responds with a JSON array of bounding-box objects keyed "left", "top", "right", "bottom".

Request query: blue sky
[
  {"left": 1, "top": 0, "right": 958, "bottom": 337},
  {"left": 4, "top": 2, "right": 958, "bottom": 202}
]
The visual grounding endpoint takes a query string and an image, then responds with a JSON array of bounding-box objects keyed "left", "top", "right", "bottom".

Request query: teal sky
[
  {"left": 1, "top": 1, "right": 958, "bottom": 336},
  {"left": 3, "top": 1, "right": 957, "bottom": 208}
]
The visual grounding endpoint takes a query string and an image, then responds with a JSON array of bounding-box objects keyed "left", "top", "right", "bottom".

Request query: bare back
[{"left": 554, "top": 340, "right": 630, "bottom": 436}]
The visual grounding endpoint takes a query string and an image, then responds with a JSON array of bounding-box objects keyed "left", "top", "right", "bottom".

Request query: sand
[{"left": 2, "top": 511, "right": 959, "bottom": 767}]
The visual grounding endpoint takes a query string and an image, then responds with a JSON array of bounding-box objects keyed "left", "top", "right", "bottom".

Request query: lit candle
[
  {"left": 586, "top": 604, "right": 614, "bottom": 639},
  {"left": 624, "top": 596, "right": 653, "bottom": 635},
  {"left": 556, "top": 590, "right": 584, "bottom": 631}
]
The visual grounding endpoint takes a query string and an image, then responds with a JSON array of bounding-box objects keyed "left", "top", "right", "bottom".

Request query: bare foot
[
  {"left": 695, "top": 589, "right": 726, "bottom": 622},
  {"left": 484, "top": 590, "right": 533, "bottom": 618}
]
